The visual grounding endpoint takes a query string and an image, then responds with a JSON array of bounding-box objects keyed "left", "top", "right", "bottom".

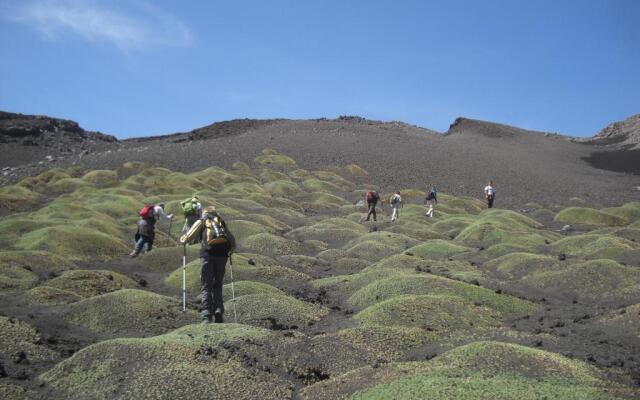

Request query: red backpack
[
  {"left": 366, "top": 191, "right": 376, "bottom": 202},
  {"left": 138, "top": 204, "right": 154, "bottom": 219}
]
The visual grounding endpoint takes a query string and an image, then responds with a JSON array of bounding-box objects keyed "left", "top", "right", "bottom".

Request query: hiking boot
[
  {"left": 201, "top": 312, "right": 212, "bottom": 324},
  {"left": 213, "top": 309, "right": 224, "bottom": 324},
  {"left": 129, "top": 251, "right": 138, "bottom": 258}
]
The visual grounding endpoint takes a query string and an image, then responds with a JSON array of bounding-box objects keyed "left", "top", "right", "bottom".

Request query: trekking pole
[
  {"left": 182, "top": 244, "right": 186, "bottom": 312},
  {"left": 166, "top": 219, "right": 173, "bottom": 247},
  {"left": 229, "top": 253, "right": 238, "bottom": 323}
]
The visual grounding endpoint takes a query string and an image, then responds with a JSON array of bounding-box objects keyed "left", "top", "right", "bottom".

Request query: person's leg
[
  {"left": 365, "top": 202, "right": 374, "bottom": 221},
  {"left": 487, "top": 196, "right": 494, "bottom": 208},
  {"left": 200, "top": 255, "right": 214, "bottom": 323},
  {"left": 131, "top": 235, "right": 147, "bottom": 256},
  {"left": 391, "top": 206, "right": 398, "bottom": 221},
  {"left": 372, "top": 202, "right": 377, "bottom": 221},
  {"left": 211, "top": 256, "right": 227, "bottom": 323}
]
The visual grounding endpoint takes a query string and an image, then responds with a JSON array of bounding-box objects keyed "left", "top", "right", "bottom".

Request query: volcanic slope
[
  {"left": 1, "top": 112, "right": 638, "bottom": 208},
  {"left": 0, "top": 149, "right": 639, "bottom": 399}
]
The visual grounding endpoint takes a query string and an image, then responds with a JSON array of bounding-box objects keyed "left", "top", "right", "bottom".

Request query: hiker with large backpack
[
  {"left": 425, "top": 187, "right": 438, "bottom": 218},
  {"left": 364, "top": 190, "right": 383, "bottom": 222},
  {"left": 484, "top": 181, "right": 496, "bottom": 208},
  {"left": 130, "top": 203, "right": 173, "bottom": 257},
  {"left": 389, "top": 191, "right": 402, "bottom": 222},
  {"left": 180, "top": 196, "right": 202, "bottom": 242},
  {"left": 180, "top": 206, "right": 236, "bottom": 324}
]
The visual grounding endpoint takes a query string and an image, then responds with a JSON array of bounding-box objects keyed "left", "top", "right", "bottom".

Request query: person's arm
[
  {"left": 155, "top": 206, "right": 173, "bottom": 221},
  {"left": 180, "top": 219, "right": 202, "bottom": 244}
]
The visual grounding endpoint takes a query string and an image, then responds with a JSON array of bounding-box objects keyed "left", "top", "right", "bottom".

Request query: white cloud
[{"left": 3, "top": 0, "right": 193, "bottom": 51}]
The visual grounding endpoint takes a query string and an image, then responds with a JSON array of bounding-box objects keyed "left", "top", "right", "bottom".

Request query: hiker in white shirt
[
  {"left": 389, "top": 191, "right": 402, "bottom": 221},
  {"left": 484, "top": 181, "right": 496, "bottom": 208}
]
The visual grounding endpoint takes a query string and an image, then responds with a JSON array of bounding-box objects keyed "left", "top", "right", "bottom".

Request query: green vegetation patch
[
  {"left": 254, "top": 153, "right": 297, "bottom": 168},
  {"left": 0, "top": 250, "right": 75, "bottom": 276},
  {"left": 355, "top": 294, "right": 502, "bottom": 334},
  {"left": 42, "top": 269, "right": 138, "bottom": 299},
  {"left": 550, "top": 234, "right": 637, "bottom": 259},
  {"left": 338, "top": 325, "right": 439, "bottom": 362},
  {"left": 302, "top": 178, "right": 343, "bottom": 194},
  {"left": 242, "top": 233, "right": 306, "bottom": 256},
  {"left": 15, "top": 225, "right": 128, "bottom": 261},
  {"left": 385, "top": 221, "right": 445, "bottom": 241},
  {"left": 227, "top": 220, "right": 274, "bottom": 244},
  {"left": 522, "top": 259, "right": 640, "bottom": 303},
  {"left": 263, "top": 179, "right": 304, "bottom": 197},
  {"left": 0, "top": 185, "right": 40, "bottom": 213},
  {"left": 59, "top": 289, "right": 197, "bottom": 335},
  {"left": 349, "top": 274, "right": 537, "bottom": 317},
  {"left": 0, "top": 316, "right": 58, "bottom": 364},
  {"left": 349, "top": 341, "right": 628, "bottom": 400},
  {"left": 232, "top": 292, "right": 328, "bottom": 329},
  {"left": 25, "top": 286, "right": 83, "bottom": 305},
  {"left": 222, "top": 280, "right": 285, "bottom": 301},
  {"left": 485, "top": 252, "right": 558, "bottom": 280},
  {"left": 0, "top": 264, "right": 39, "bottom": 290},
  {"left": 286, "top": 218, "right": 367, "bottom": 244},
  {"left": 555, "top": 207, "right": 627, "bottom": 226},
  {"left": 0, "top": 383, "right": 37, "bottom": 400},
  {"left": 406, "top": 240, "right": 472, "bottom": 260},
  {"left": 594, "top": 303, "right": 640, "bottom": 339},
  {"left": 41, "top": 323, "right": 292, "bottom": 400},
  {"left": 82, "top": 170, "right": 119, "bottom": 188},
  {"left": 602, "top": 202, "right": 640, "bottom": 224}
]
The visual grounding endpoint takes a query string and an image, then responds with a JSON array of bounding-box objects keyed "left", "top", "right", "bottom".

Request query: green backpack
[{"left": 181, "top": 197, "right": 199, "bottom": 216}]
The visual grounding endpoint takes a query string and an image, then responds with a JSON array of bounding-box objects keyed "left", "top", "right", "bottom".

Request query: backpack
[
  {"left": 391, "top": 194, "right": 400, "bottom": 205},
  {"left": 366, "top": 191, "right": 377, "bottom": 202},
  {"left": 426, "top": 190, "right": 437, "bottom": 201},
  {"left": 203, "top": 214, "right": 228, "bottom": 248},
  {"left": 138, "top": 204, "right": 154, "bottom": 219},
  {"left": 181, "top": 197, "right": 199, "bottom": 216}
]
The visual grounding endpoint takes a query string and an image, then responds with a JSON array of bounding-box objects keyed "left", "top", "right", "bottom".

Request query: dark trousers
[
  {"left": 200, "top": 254, "right": 227, "bottom": 316},
  {"left": 365, "top": 201, "right": 377, "bottom": 221},
  {"left": 487, "top": 196, "right": 494, "bottom": 209}
]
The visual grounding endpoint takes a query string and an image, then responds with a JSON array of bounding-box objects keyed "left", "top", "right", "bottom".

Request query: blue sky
[{"left": 0, "top": 0, "right": 638, "bottom": 138}]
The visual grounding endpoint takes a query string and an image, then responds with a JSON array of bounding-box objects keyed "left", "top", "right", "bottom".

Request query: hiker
[
  {"left": 425, "top": 187, "right": 437, "bottom": 218},
  {"left": 364, "top": 190, "right": 383, "bottom": 222},
  {"left": 180, "top": 195, "right": 202, "bottom": 243},
  {"left": 484, "top": 181, "right": 496, "bottom": 208},
  {"left": 389, "top": 191, "right": 402, "bottom": 222},
  {"left": 180, "top": 206, "right": 236, "bottom": 324},
  {"left": 130, "top": 203, "right": 173, "bottom": 257}
]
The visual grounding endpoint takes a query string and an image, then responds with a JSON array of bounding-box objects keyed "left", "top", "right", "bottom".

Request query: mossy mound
[
  {"left": 602, "top": 202, "right": 640, "bottom": 224},
  {"left": 40, "top": 269, "right": 138, "bottom": 299},
  {"left": 555, "top": 207, "right": 627, "bottom": 226},
  {"left": 313, "top": 170, "right": 355, "bottom": 191},
  {"left": 439, "top": 194, "right": 486, "bottom": 214},
  {"left": 246, "top": 213, "right": 292, "bottom": 232},
  {"left": 25, "top": 286, "right": 83, "bottom": 305},
  {"left": 257, "top": 169, "right": 291, "bottom": 182},
  {"left": 385, "top": 222, "right": 445, "bottom": 241},
  {"left": 134, "top": 245, "right": 200, "bottom": 273},
  {"left": 276, "top": 254, "right": 330, "bottom": 276},
  {"left": 232, "top": 292, "right": 328, "bottom": 329},
  {"left": 355, "top": 294, "right": 502, "bottom": 334},
  {"left": 254, "top": 153, "right": 297, "bottom": 168},
  {"left": 262, "top": 179, "right": 304, "bottom": 197},
  {"left": 455, "top": 223, "right": 554, "bottom": 250},
  {"left": 48, "top": 177, "right": 91, "bottom": 193},
  {"left": 485, "top": 252, "right": 558, "bottom": 280},
  {"left": 550, "top": 234, "right": 637, "bottom": 259},
  {"left": 41, "top": 324, "right": 292, "bottom": 400},
  {"left": 0, "top": 316, "right": 58, "bottom": 364},
  {"left": 59, "top": 289, "right": 197, "bottom": 335},
  {"left": 346, "top": 341, "right": 628, "bottom": 400},
  {"left": 594, "top": 303, "right": 640, "bottom": 339},
  {"left": 338, "top": 325, "right": 438, "bottom": 362},
  {"left": 17, "top": 168, "right": 74, "bottom": 190},
  {"left": 0, "top": 250, "right": 75, "bottom": 276},
  {"left": 227, "top": 220, "right": 274, "bottom": 244},
  {"left": 0, "top": 185, "right": 40, "bottom": 213},
  {"left": 82, "top": 170, "right": 119, "bottom": 188},
  {"left": 0, "top": 264, "right": 39, "bottom": 291},
  {"left": 479, "top": 243, "right": 533, "bottom": 260},
  {"left": 0, "top": 383, "right": 36, "bottom": 400},
  {"left": 302, "top": 178, "right": 343, "bottom": 193},
  {"left": 349, "top": 274, "right": 536, "bottom": 317},
  {"left": 406, "top": 240, "right": 472, "bottom": 260},
  {"left": 522, "top": 259, "right": 640, "bottom": 303},
  {"left": 15, "top": 225, "right": 128, "bottom": 261},
  {"left": 286, "top": 218, "right": 367, "bottom": 245},
  {"left": 242, "top": 233, "right": 306, "bottom": 256},
  {"left": 429, "top": 216, "right": 476, "bottom": 235}
]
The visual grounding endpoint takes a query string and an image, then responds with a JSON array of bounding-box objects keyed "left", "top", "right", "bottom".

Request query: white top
[
  {"left": 390, "top": 194, "right": 402, "bottom": 207},
  {"left": 484, "top": 186, "right": 496, "bottom": 197},
  {"left": 153, "top": 205, "right": 173, "bottom": 221}
]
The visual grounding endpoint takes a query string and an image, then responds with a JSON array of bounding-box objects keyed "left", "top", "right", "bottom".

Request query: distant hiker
[
  {"left": 180, "top": 206, "right": 236, "bottom": 324},
  {"left": 425, "top": 187, "right": 437, "bottom": 218},
  {"left": 180, "top": 195, "right": 202, "bottom": 243},
  {"left": 364, "top": 190, "right": 383, "bottom": 222},
  {"left": 484, "top": 181, "right": 496, "bottom": 208},
  {"left": 389, "top": 191, "right": 402, "bottom": 222},
  {"left": 130, "top": 203, "right": 173, "bottom": 258}
]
